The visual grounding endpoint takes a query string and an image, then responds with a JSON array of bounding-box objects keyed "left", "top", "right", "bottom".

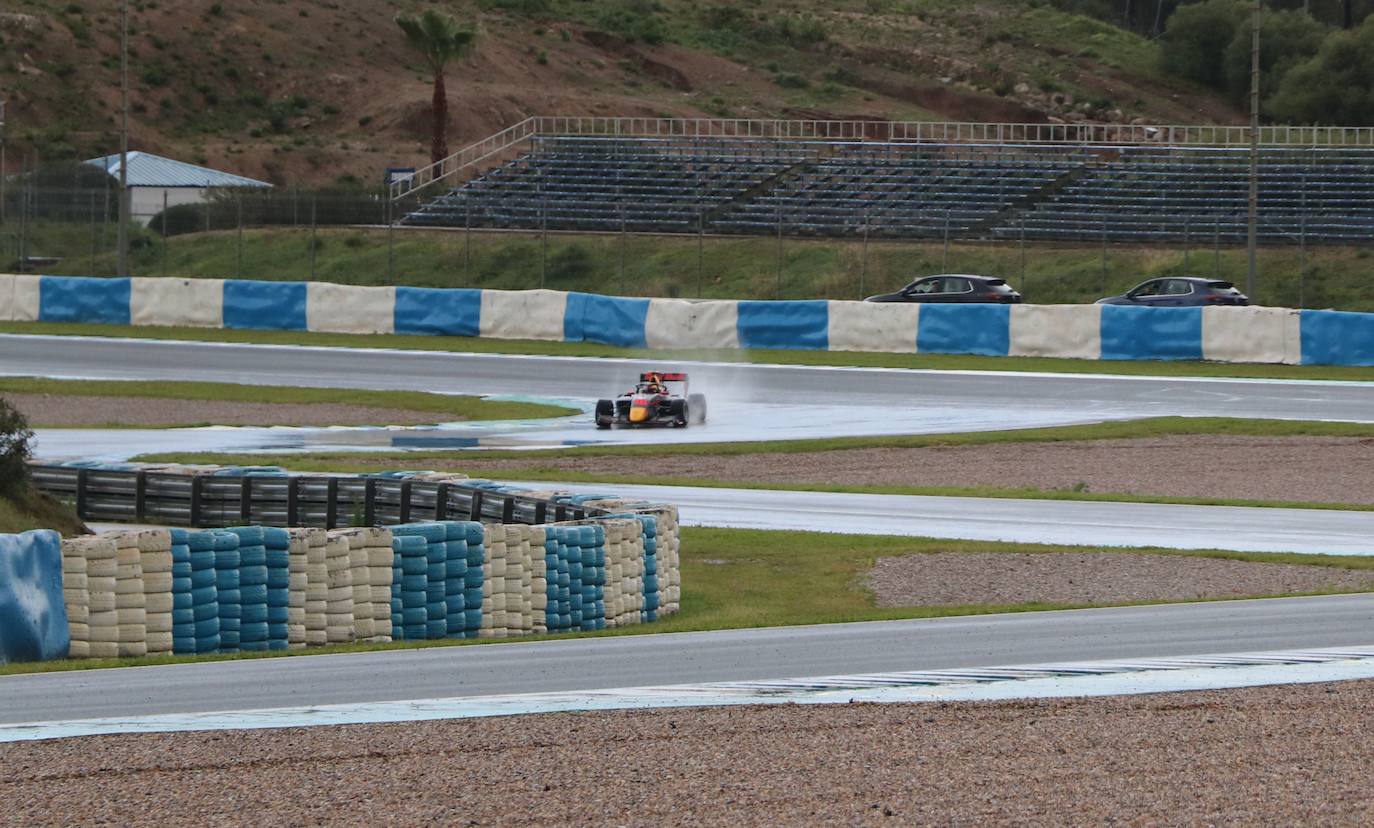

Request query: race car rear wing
[{"left": 640, "top": 372, "right": 688, "bottom": 382}]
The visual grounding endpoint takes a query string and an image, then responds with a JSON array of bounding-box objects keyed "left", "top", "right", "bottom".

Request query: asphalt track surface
[
  {"left": 6, "top": 333, "right": 1374, "bottom": 458},
  {"left": 503, "top": 481, "right": 1374, "bottom": 555},
  {"left": 4, "top": 594, "right": 1372, "bottom": 725}
]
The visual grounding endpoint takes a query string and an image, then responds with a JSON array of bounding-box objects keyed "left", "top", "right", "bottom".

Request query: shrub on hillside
[
  {"left": 0, "top": 398, "right": 33, "bottom": 499},
  {"left": 1159, "top": 0, "right": 1247, "bottom": 88},
  {"left": 1269, "top": 17, "right": 1374, "bottom": 125},
  {"left": 1222, "top": 8, "right": 1329, "bottom": 106}
]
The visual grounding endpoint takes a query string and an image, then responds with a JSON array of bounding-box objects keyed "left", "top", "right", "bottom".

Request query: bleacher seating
[{"left": 403, "top": 136, "right": 1374, "bottom": 245}]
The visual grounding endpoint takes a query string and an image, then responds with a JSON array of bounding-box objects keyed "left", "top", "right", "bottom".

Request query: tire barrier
[
  {"left": 0, "top": 530, "right": 69, "bottom": 665},
  {"left": 8, "top": 273, "right": 1374, "bottom": 365},
  {"left": 29, "top": 464, "right": 602, "bottom": 531},
  {"left": 6, "top": 469, "right": 684, "bottom": 661}
]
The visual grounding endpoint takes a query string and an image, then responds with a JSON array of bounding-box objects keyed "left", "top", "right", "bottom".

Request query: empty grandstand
[{"left": 399, "top": 119, "right": 1374, "bottom": 245}]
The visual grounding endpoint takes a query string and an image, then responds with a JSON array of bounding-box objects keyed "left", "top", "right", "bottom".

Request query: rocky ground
[
  {"left": 394, "top": 435, "right": 1374, "bottom": 506},
  {"left": 865, "top": 551, "right": 1374, "bottom": 607},
  {"left": 4, "top": 680, "right": 1373, "bottom": 826}
]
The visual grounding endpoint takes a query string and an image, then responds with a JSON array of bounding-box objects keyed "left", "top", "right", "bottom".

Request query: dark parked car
[
  {"left": 1096, "top": 277, "right": 1249, "bottom": 307},
  {"left": 864, "top": 274, "right": 1023, "bottom": 304}
]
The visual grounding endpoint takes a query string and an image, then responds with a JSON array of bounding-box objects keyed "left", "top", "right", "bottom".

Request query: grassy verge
[
  {"left": 4, "top": 321, "right": 1374, "bottom": 383},
  {"left": 0, "top": 488, "right": 87, "bottom": 536},
  {"left": 42, "top": 222, "right": 1374, "bottom": 312},
  {"left": 1, "top": 377, "right": 578, "bottom": 427},
  {"left": 5, "top": 527, "right": 1372, "bottom": 676}
]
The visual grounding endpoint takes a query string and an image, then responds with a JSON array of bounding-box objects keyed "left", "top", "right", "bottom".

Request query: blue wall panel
[
  {"left": 563, "top": 292, "right": 650, "bottom": 348},
  {"left": 1300, "top": 310, "right": 1374, "bottom": 366},
  {"left": 0, "top": 531, "right": 70, "bottom": 664},
  {"left": 223, "top": 280, "right": 308, "bottom": 331},
  {"left": 39, "top": 276, "right": 131, "bottom": 325},
  {"left": 394, "top": 287, "right": 482, "bottom": 337},
  {"left": 737, "top": 300, "right": 829, "bottom": 350},
  {"left": 1100, "top": 305, "right": 1203, "bottom": 361},
  {"left": 916, "top": 304, "right": 1011, "bottom": 356}
]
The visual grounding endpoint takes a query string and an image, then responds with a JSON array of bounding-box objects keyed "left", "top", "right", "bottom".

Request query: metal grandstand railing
[{"left": 392, "top": 116, "right": 1374, "bottom": 201}]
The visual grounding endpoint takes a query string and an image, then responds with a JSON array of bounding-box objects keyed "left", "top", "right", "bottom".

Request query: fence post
[
  {"left": 386, "top": 196, "right": 395, "bottom": 284},
  {"left": 1183, "top": 213, "right": 1191, "bottom": 274},
  {"left": 236, "top": 193, "right": 244, "bottom": 278},
  {"left": 161, "top": 189, "right": 169, "bottom": 276},
  {"left": 90, "top": 192, "right": 98, "bottom": 266},
  {"left": 399, "top": 480, "right": 412, "bottom": 524},
  {"left": 1214, "top": 219, "right": 1221, "bottom": 277},
  {"left": 942, "top": 209, "right": 951, "bottom": 273},
  {"left": 470, "top": 489, "right": 484, "bottom": 521},
  {"left": 860, "top": 210, "right": 870, "bottom": 300},
  {"left": 1100, "top": 219, "right": 1109, "bottom": 295},
  {"left": 135, "top": 471, "right": 148, "bottom": 523},
  {"left": 309, "top": 194, "right": 317, "bottom": 282},
  {"left": 697, "top": 211, "right": 705, "bottom": 298},
  {"left": 775, "top": 201, "right": 783, "bottom": 300},
  {"left": 75, "top": 469, "right": 89, "bottom": 519},
  {"left": 464, "top": 197, "right": 472, "bottom": 280},
  {"left": 240, "top": 477, "right": 253, "bottom": 523},
  {"left": 326, "top": 477, "right": 338, "bottom": 529},
  {"left": 435, "top": 482, "right": 449, "bottom": 520},
  {"left": 619, "top": 198, "right": 627, "bottom": 296},
  {"left": 287, "top": 477, "right": 300, "bottom": 527},
  {"left": 363, "top": 478, "right": 377, "bottom": 526},
  {"left": 190, "top": 476, "right": 204, "bottom": 528},
  {"left": 1019, "top": 217, "right": 1027, "bottom": 299}
]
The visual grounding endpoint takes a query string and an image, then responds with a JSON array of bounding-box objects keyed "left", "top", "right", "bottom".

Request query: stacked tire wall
[{"left": 8, "top": 504, "right": 681, "bottom": 662}]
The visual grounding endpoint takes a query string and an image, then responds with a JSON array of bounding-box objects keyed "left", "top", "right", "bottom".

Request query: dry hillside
[{"left": 0, "top": 0, "right": 1242, "bottom": 185}]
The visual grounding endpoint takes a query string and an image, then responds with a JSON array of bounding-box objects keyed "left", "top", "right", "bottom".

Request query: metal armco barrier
[{"left": 30, "top": 466, "right": 598, "bottom": 530}]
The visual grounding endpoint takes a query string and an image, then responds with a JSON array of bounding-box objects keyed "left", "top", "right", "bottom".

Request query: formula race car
[{"left": 595, "top": 372, "right": 707, "bottom": 429}]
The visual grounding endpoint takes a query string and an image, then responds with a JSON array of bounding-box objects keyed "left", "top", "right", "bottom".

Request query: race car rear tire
[
  {"left": 687, "top": 393, "right": 707, "bottom": 425},
  {"left": 594, "top": 399, "right": 614, "bottom": 429}
]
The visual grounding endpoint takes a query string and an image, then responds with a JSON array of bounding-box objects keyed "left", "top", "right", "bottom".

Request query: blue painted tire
[
  {"left": 446, "top": 557, "right": 468, "bottom": 577},
  {"left": 173, "top": 637, "right": 197, "bottom": 655},
  {"left": 241, "top": 604, "right": 269, "bottom": 624},
  {"left": 172, "top": 621, "right": 197, "bottom": 637},
  {"left": 262, "top": 527, "right": 291, "bottom": 548},
  {"left": 187, "top": 532, "right": 214, "bottom": 552},
  {"left": 393, "top": 523, "right": 446, "bottom": 543},
  {"left": 392, "top": 535, "right": 427, "bottom": 555},
  {"left": 172, "top": 560, "right": 193, "bottom": 579},
  {"left": 267, "top": 606, "right": 289, "bottom": 624},
  {"left": 404, "top": 624, "right": 427, "bottom": 639},
  {"left": 195, "top": 635, "right": 220, "bottom": 654},
  {"left": 268, "top": 622, "right": 288, "bottom": 640},
  {"left": 219, "top": 604, "right": 242, "bottom": 621},
  {"left": 211, "top": 532, "right": 239, "bottom": 552},
  {"left": 214, "top": 550, "right": 241, "bottom": 570},
  {"left": 190, "top": 583, "right": 217, "bottom": 603},
  {"left": 400, "top": 556, "right": 427, "bottom": 576},
  {"left": 226, "top": 526, "right": 266, "bottom": 545},
  {"left": 401, "top": 573, "right": 428, "bottom": 592},
  {"left": 444, "top": 594, "right": 465, "bottom": 613},
  {"left": 425, "top": 545, "right": 446, "bottom": 566},
  {"left": 239, "top": 583, "right": 268, "bottom": 604},
  {"left": 426, "top": 562, "right": 446, "bottom": 581},
  {"left": 239, "top": 565, "right": 268, "bottom": 587},
  {"left": 425, "top": 583, "right": 446, "bottom": 603},
  {"left": 267, "top": 587, "right": 289, "bottom": 606},
  {"left": 189, "top": 568, "right": 217, "bottom": 590},
  {"left": 194, "top": 617, "right": 220, "bottom": 637},
  {"left": 464, "top": 569, "right": 483, "bottom": 589},
  {"left": 401, "top": 591, "right": 426, "bottom": 609},
  {"left": 464, "top": 608, "right": 483, "bottom": 629},
  {"left": 267, "top": 640, "right": 289, "bottom": 651},
  {"left": 425, "top": 620, "right": 447, "bottom": 639},
  {"left": 173, "top": 591, "right": 194, "bottom": 611},
  {"left": 192, "top": 602, "right": 218, "bottom": 622}
]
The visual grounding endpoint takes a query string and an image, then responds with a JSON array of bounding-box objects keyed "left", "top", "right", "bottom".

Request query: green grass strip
[
  {"left": 4, "top": 321, "right": 1373, "bottom": 382},
  {"left": 0, "top": 377, "right": 578, "bottom": 426},
  {"left": 5, "top": 527, "right": 1372, "bottom": 676}
]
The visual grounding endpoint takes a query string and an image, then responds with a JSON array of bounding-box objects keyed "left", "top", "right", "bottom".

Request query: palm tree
[{"left": 396, "top": 9, "right": 478, "bottom": 165}]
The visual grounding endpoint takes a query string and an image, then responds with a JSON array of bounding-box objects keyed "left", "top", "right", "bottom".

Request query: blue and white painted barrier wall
[
  {"left": 0, "top": 530, "right": 69, "bottom": 664},
  {"left": 4, "top": 274, "right": 1372, "bottom": 366}
]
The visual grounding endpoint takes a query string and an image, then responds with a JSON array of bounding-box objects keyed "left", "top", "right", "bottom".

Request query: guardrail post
[
  {"left": 469, "top": 490, "right": 484, "bottom": 521},
  {"left": 287, "top": 477, "right": 300, "bottom": 527},
  {"left": 501, "top": 497, "right": 515, "bottom": 523},
  {"left": 363, "top": 479, "right": 377, "bottom": 527},
  {"left": 554, "top": 504, "right": 567, "bottom": 522},
  {"left": 134, "top": 471, "right": 147, "bottom": 523},
  {"left": 75, "top": 469, "right": 89, "bottom": 519},
  {"left": 190, "top": 476, "right": 204, "bottom": 527},
  {"left": 240, "top": 477, "right": 253, "bottom": 523},
  {"left": 399, "top": 481, "right": 412, "bottom": 524},
  {"left": 534, "top": 501, "right": 547, "bottom": 525},
  {"left": 326, "top": 478, "right": 338, "bottom": 529},
  {"left": 435, "top": 483, "right": 449, "bottom": 521}
]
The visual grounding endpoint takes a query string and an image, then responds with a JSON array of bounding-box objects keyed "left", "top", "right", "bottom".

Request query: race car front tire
[
  {"left": 668, "top": 398, "right": 688, "bottom": 428},
  {"left": 594, "top": 399, "right": 615, "bottom": 429}
]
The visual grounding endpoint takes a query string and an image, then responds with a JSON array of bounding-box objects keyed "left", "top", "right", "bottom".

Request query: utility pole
[
  {"left": 116, "top": 0, "right": 131, "bottom": 277},
  {"left": 1246, "top": 0, "right": 1260, "bottom": 299}
]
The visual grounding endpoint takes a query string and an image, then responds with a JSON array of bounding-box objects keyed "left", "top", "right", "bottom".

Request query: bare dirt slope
[
  {"left": 2, "top": 0, "right": 1239, "bottom": 183},
  {"left": 4, "top": 680, "right": 1373, "bottom": 826}
]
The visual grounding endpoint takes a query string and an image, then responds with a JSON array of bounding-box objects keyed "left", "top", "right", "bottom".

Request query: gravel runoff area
[
  {"left": 866, "top": 552, "right": 1374, "bottom": 607},
  {"left": 7, "top": 393, "right": 448, "bottom": 428},
  {"left": 442, "top": 435, "right": 1374, "bottom": 505},
  {"left": 4, "top": 680, "right": 1374, "bottom": 826}
]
